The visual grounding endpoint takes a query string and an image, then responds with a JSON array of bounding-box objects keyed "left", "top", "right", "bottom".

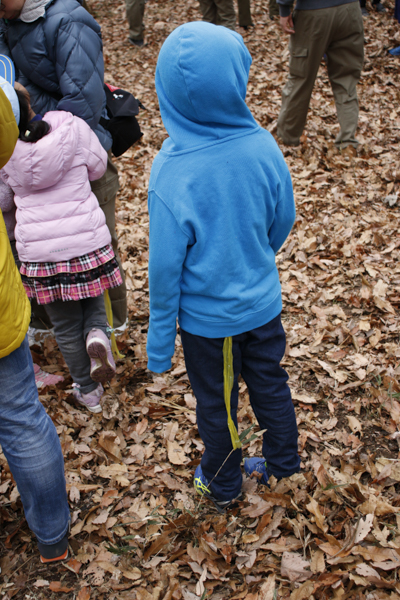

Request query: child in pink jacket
[{"left": 2, "top": 87, "right": 123, "bottom": 414}]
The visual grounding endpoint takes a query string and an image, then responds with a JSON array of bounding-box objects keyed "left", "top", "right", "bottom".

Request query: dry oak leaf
[
  {"left": 49, "top": 582, "right": 74, "bottom": 593},
  {"left": 358, "top": 320, "right": 371, "bottom": 331},
  {"left": 262, "top": 536, "right": 303, "bottom": 553},
  {"left": 306, "top": 497, "right": 328, "bottom": 533},
  {"left": 186, "top": 542, "right": 208, "bottom": 565},
  {"left": 236, "top": 549, "right": 257, "bottom": 570},
  {"left": 195, "top": 566, "right": 207, "bottom": 597},
  {"left": 98, "top": 431, "right": 122, "bottom": 461},
  {"left": 158, "top": 471, "right": 183, "bottom": 490},
  {"left": 375, "top": 458, "right": 400, "bottom": 483},
  {"left": 69, "top": 485, "right": 80, "bottom": 503},
  {"left": 33, "top": 580, "right": 49, "bottom": 588},
  {"left": 352, "top": 545, "right": 400, "bottom": 565},
  {"left": 290, "top": 580, "right": 315, "bottom": 600},
  {"left": 259, "top": 573, "right": 276, "bottom": 600},
  {"left": 77, "top": 588, "right": 91, "bottom": 600},
  {"left": 347, "top": 415, "right": 362, "bottom": 434},
  {"left": 372, "top": 525, "right": 391, "bottom": 546},
  {"left": 167, "top": 440, "right": 187, "bottom": 465},
  {"left": 310, "top": 549, "right": 326, "bottom": 574},
  {"left": 358, "top": 495, "right": 397, "bottom": 516},
  {"left": 250, "top": 506, "right": 285, "bottom": 549},
  {"left": 281, "top": 552, "right": 312, "bottom": 583},
  {"left": 317, "top": 360, "right": 348, "bottom": 383},
  {"left": 83, "top": 563, "right": 106, "bottom": 586},
  {"left": 371, "top": 561, "right": 400, "bottom": 571},
  {"left": 181, "top": 590, "right": 200, "bottom": 600},
  {"left": 349, "top": 573, "right": 369, "bottom": 587},
  {"left": 188, "top": 561, "right": 204, "bottom": 576},
  {"left": 92, "top": 509, "right": 110, "bottom": 525},
  {"left": 65, "top": 558, "right": 82, "bottom": 574},
  {"left": 142, "top": 556, "right": 167, "bottom": 569},
  {"left": 355, "top": 563, "right": 381, "bottom": 580},
  {"left": 241, "top": 495, "right": 273, "bottom": 518},
  {"left": 242, "top": 533, "right": 259, "bottom": 544},
  {"left": 96, "top": 561, "right": 121, "bottom": 580},
  {"left": 373, "top": 279, "right": 389, "bottom": 297},
  {"left": 354, "top": 514, "right": 374, "bottom": 544},
  {"left": 292, "top": 391, "right": 317, "bottom": 404},
  {"left": 373, "top": 295, "right": 395, "bottom": 314},
  {"left": 143, "top": 531, "right": 173, "bottom": 561},
  {"left": 97, "top": 463, "right": 128, "bottom": 479},
  {"left": 120, "top": 567, "right": 142, "bottom": 581}
]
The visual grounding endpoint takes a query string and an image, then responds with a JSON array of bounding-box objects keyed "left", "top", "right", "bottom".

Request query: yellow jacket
[
  {"left": 0, "top": 87, "right": 31, "bottom": 358},
  {"left": 0, "top": 87, "right": 18, "bottom": 170}
]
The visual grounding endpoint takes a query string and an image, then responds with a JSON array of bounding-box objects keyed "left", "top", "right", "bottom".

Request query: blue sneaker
[
  {"left": 243, "top": 457, "right": 269, "bottom": 485},
  {"left": 194, "top": 465, "right": 241, "bottom": 513}
]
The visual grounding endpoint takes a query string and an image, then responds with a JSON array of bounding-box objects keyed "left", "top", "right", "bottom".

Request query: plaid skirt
[{"left": 20, "top": 245, "right": 123, "bottom": 305}]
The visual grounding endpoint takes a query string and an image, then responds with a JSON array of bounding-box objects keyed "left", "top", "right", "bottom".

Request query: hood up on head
[{"left": 156, "top": 21, "right": 258, "bottom": 152}]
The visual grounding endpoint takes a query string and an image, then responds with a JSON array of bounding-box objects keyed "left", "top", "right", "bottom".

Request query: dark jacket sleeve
[
  {"left": 277, "top": 0, "right": 294, "bottom": 16},
  {"left": 1, "top": 1, "right": 112, "bottom": 150},
  {"left": 0, "top": 24, "right": 58, "bottom": 113},
  {"left": 48, "top": 11, "right": 106, "bottom": 132}
]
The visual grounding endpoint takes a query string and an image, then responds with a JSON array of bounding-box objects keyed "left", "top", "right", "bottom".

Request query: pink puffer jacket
[{"left": 1, "top": 111, "right": 110, "bottom": 263}]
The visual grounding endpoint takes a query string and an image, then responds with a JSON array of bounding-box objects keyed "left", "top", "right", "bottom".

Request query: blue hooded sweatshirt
[{"left": 147, "top": 22, "right": 295, "bottom": 373}]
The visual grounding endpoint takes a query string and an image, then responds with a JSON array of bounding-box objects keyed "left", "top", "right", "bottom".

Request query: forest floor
[{"left": 1, "top": 1, "right": 400, "bottom": 599}]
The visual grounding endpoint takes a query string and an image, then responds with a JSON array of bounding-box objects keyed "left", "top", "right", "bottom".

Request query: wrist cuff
[{"left": 279, "top": 5, "right": 292, "bottom": 16}]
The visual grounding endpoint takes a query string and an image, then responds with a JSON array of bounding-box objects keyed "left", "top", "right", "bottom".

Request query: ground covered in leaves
[{"left": 1, "top": 1, "right": 400, "bottom": 598}]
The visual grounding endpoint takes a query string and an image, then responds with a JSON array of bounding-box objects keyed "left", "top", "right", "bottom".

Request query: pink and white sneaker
[
  {"left": 86, "top": 329, "right": 116, "bottom": 383},
  {"left": 72, "top": 383, "right": 103, "bottom": 414}
]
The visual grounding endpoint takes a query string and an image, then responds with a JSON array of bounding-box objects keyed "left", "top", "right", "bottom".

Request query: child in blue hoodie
[{"left": 147, "top": 21, "right": 301, "bottom": 511}]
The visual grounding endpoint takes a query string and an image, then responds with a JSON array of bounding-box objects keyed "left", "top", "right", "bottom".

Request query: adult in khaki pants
[
  {"left": 90, "top": 154, "right": 127, "bottom": 329},
  {"left": 126, "top": 0, "right": 145, "bottom": 45},
  {"left": 198, "top": 0, "right": 236, "bottom": 30},
  {"left": 0, "top": 0, "right": 128, "bottom": 330},
  {"left": 276, "top": 0, "right": 364, "bottom": 148},
  {"left": 238, "top": 0, "right": 253, "bottom": 27}
]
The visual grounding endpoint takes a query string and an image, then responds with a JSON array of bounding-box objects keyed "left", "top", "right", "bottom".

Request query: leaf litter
[{"left": 1, "top": 0, "right": 400, "bottom": 598}]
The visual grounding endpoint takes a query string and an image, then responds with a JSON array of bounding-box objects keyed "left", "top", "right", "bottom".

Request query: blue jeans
[
  {"left": 0, "top": 337, "right": 70, "bottom": 546},
  {"left": 181, "top": 314, "right": 301, "bottom": 501}
]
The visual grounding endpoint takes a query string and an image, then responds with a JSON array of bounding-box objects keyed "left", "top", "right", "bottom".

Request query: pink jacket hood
[{"left": 2, "top": 111, "right": 110, "bottom": 263}]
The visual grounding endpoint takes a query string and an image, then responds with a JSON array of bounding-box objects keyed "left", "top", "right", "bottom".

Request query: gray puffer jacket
[{"left": 0, "top": 0, "right": 112, "bottom": 150}]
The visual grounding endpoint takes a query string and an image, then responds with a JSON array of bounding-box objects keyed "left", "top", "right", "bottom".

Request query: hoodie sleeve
[
  {"left": 147, "top": 191, "right": 190, "bottom": 373},
  {"left": 268, "top": 169, "right": 296, "bottom": 254}
]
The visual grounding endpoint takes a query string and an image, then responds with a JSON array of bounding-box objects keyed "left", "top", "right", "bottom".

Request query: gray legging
[{"left": 45, "top": 296, "right": 108, "bottom": 394}]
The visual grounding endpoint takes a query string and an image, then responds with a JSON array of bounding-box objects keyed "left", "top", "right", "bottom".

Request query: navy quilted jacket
[{"left": 0, "top": 0, "right": 112, "bottom": 150}]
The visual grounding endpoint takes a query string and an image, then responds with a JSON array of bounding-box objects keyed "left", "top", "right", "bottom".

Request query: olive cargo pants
[
  {"left": 277, "top": 2, "right": 364, "bottom": 148},
  {"left": 198, "top": 0, "right": 236, "bottom": 30},
  {"left": 126, "top": 0, "right": 145, "bottom": 41},
  {"left": 91, "top": 153, "right": 127, "bottom": 329},
  {"left": 238, "top": 0, "right": 252, "bottom": 27}
]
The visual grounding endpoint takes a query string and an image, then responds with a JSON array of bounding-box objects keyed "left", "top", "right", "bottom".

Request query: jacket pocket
[{"left": 289, "top": 47, "right": 308, "bottom": 78}]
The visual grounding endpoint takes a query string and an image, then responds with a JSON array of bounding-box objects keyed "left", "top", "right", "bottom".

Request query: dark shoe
[
  {"left": 361, "top": 6, "right": 368, "bottom": 15},
  {"left": 374, "top": 2, "right": 386, "bottom": 11},
  {"left": 194, "top": 465, "right": 241, "bottom": 514},
  {"left": 129, "top": 37, "right": 144, "bottom": 47},
  {"left": 38, "top": 533, "right": 69, "bottom": 564},
  {"left": 244, "top": 457, "right": 269, "bottom": 485}
]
